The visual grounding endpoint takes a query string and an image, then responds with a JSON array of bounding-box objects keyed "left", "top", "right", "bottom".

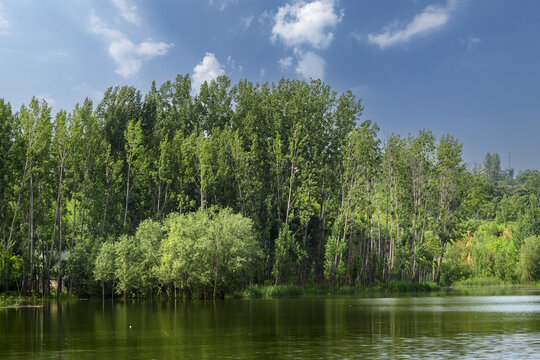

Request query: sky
[{"left": 0, "top": 0, "right": 539, "bottom": 171}]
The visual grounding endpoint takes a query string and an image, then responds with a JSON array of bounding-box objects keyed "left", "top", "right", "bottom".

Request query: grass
[
  {"left": 453, "top": 277, "right": 508, "bottom": 286},
  {"left": 0, "top": 293, "right": 43, "bottom": 307},
  {"left": 0, "top": 291, "right": 77, "bottom": 307},
  {"left": 234, "top": 281, "right": 441, "bottom": 299},
  {"left": 375, "top": 280, "right": 440, "bottom": 292},
  {"left": 236, "top": 285, "right": 305, "bottom": 298}
]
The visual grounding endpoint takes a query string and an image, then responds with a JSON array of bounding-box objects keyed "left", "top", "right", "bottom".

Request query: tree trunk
[
  {"left": 29, "top": 173, "right": 34, "bottom": 295},
  {"left": 123, "top": 164, "right": 131, "bottom": 228},
  {"left": 80, "top": 169, "right": 88, "bottom": 243},
  {"left": 434, "top": 255, "right": 443, "bottom": 284},
  {"left": 68, "top": 191, "right": 77, "bottom": 293},
  {"left": 57, "top": 193, "right": 63, "bottom": 296},
  {"left": 1, "top": 191, "right": 7, "bottom": 292}
]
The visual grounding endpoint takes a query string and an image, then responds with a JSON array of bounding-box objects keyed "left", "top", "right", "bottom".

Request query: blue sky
[{"left": 1, "top": 0, "right": 539, "bottom": 171}]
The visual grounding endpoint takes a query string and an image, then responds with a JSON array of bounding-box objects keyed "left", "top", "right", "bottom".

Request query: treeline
[
  {"left": 442, "top": 153, "right": 540, "bottom": 284},
  {"left": 0, "top": 76, "right": 538, "bottom": 298}
]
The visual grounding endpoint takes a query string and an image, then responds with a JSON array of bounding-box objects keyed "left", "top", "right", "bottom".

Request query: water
[{"left": 1, "top": 288, "right": 539, "bottom": 359}]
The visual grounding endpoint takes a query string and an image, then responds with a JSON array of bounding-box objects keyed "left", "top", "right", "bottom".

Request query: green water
[{"left": 1, "top": 288, "right": 539, "bottom": 359}]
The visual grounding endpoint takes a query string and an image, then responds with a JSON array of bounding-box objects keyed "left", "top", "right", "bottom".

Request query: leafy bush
[
  {"left": 516, "top": 236, "right": 540, "bottom": 282},
  {"left": 441, "top": 240, "right": 473, "bottom": 285}
]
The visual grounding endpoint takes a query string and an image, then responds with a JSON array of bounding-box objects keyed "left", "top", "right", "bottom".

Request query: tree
[
  {"left": 0, "top": 99, "right": 15, "bottom": 292},
  {"left": 159, "top": 208, "right": 260, "bottom": 299},
  {"left": 123, "top": 120, "right": 149, "bottom": 228},
  {"left": 114, "top": 235, "right": 143, "bottom": 300},
  {"left": 135, "top": 219, "right": 163, "bottom": 295},
  {"left": 433, "top": 135, "right": 465, "bottom": 283},
  {"left": 484, "top": 152, "right": 501, "bottom": 184},
  {"left": 94, "top": 241, "right": 116, "bottom": 299}
]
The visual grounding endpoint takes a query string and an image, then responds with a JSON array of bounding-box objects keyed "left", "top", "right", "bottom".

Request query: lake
[{"left": 1, "top": 287, "right": 539, "bottom": 359}]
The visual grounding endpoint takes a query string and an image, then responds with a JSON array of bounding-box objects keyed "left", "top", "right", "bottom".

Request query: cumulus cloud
[
  {"left": 192, "top": 52, "right": 225, "bottom": 93},
  {"left": 271, "top": 0, "right": 343, "bottom": 50},
  {"left": 0, "top": 3, "right": 9, "bottom": 35},
  {"left": 89, "top": 12, "right": 172, "bottom": 77},
  {"left": 111, "top": 0, "right": 141, "bottom": 25},
  {"left": 368, "top": 0, "right": 456, "bottom": 49},
  {"left": 279, "top": 56, "right": 294, "bottom": 70},
  {"left": 296, "top": 51, "right": 325, "bottom": 80}
]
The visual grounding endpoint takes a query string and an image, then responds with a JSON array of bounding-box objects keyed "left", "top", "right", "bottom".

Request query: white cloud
[
  {"left": 258, "top": 10, "right": 272, "bottom": 24},
  {"left": 226, "top": 55, "right": 243, "bottom": 73},
  {"left": 111, "top": 0, "right": 141, "bottom": 25},
  {"left": 278, "top": 56, "right": 294, "bottom": 70},
  {"left": 296, "top": 51, "right": 325, "bottom": 80},
  {"left": 368, "top": 0, "right": 456, "bottom": 49},
  {"left": 0, "top": 3, "right": 9, "bottom": 35},
  {"left": 271, "top": 0, "right": 343, "bottom": 50},
  {"left": 241, "top": 15, "right": 253, "bottom": 30},
  {"left": 210, "top": 0, "right": 238, "bottom": 11},
  {"left": 192, "top": 52, "right": 225, "bottom": 93},
  {"left": 260, "top": 67, "right": 266, "bottom": 78},
  {"left": 461, "top": 35, "right": 480, "bottom": 50},
  {"left": 89, "top": 12, "right": 172, "bottom": 78},
  {"left": 38, "top": 50, "right": 68, "bottom": 62},
  {"left": 350, "top": 31, "right": 363, "bottom": 42}
]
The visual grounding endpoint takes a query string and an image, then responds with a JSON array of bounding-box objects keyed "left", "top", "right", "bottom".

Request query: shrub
[{"left": 516, "top": 236, "right": 540, "bottom": 282}]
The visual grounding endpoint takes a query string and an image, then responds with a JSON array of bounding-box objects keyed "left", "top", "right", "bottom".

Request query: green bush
[
  {"left": 441, "top": 241, "right": 473, "bottom": 285},
  {"left": 516, "top": 236, "right": 540, "bottom": 282},
  {"left": 262, "top": 285, "right": 304, "bottom": 297}
]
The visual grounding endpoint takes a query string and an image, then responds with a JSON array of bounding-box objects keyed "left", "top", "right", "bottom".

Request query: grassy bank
[
  {"left": 0, "top": 292, "right": 78, "bottom": 307},
  {"left": 452, "top": 277, "right": 512, "bottom": 286},
  {"left": 234, "top": 281, "right": 441, "bottom": 299},
  {"left": 0, "top": 294, "right": 42, "bottom": 307}
]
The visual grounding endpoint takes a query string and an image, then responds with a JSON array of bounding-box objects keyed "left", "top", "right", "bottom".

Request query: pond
[{"left": 1, "top": 287, "right": 539, "bottom": 359}]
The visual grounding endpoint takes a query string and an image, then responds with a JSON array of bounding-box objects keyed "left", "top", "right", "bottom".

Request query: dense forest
[{"left": 0, "top": 76, "right": 539, "bottom": 299}]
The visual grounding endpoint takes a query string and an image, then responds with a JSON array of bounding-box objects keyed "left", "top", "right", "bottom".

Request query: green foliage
[
  {"left": 67, "top": 240, "right": 99, "bottom": 296},
  {"left": 135, "top": 219, "right": 163, "bottom": 294},
  {"left": 159, "top": 208, "right": 260, "bottom": 298},
  {"left": 516, "top": 236, "right": 540, "bottom": 282},
  {"left": 237, "top": 284, "right": 305, "bottom": 298},
  {"left": 2, "top": 76, "right": 540, "bottom": 297},
  {"left": 94, "top": 241, "right": 116, "bottom": 288},
  {"left": 385, "top": 280, "right": 440, "bottom": 292},
  {"left": 514, "top": 195, "right": 540, "bottom": 245},
  {"left": 453, "top": 277, "right": 506, "bottom": 286},
  {"left": 273, "top": 224, "right": 305, "bottom": 284},
  {"left": 484, "top": 152, "right": 501, "bottom": 184},
  {"left": 114, "top": 235, "right": 144, "bottom": 297},
  {"left": 440, "top": 240, "right": 472, "bottom": 285}
]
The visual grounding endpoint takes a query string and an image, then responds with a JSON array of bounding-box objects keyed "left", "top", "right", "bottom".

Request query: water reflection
[{"left": 1, "top": 288, "right": 539, "bottom": 359}]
